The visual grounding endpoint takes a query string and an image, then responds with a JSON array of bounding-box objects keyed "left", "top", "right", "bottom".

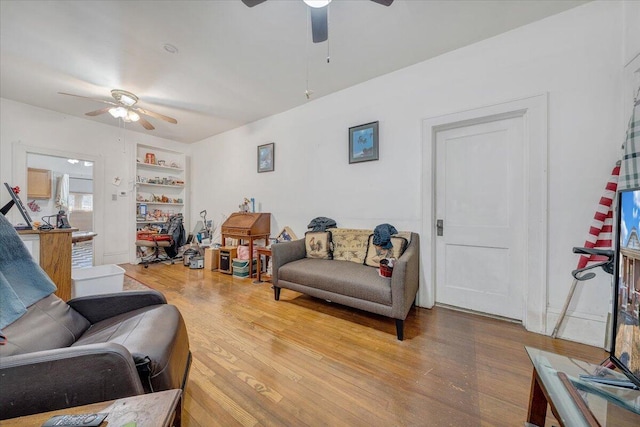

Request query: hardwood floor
[{"left": 122, "top": 263, "right": 607, "bottom": 427}]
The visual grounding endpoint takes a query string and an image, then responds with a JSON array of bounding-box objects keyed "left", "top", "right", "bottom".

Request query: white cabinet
[{"left": 135, "top": 144, "right": 187, "bottom": 230}]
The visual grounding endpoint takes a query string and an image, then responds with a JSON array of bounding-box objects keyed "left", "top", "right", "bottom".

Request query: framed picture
[
  {"left": 275, "top": 226, "right": 298, "bottom": 243},
  {"left": 349, "top": 121, "right": 379, "bottom": 164},
  {"left": 257, "top": 142, "right": 275, "bottom": 173}
]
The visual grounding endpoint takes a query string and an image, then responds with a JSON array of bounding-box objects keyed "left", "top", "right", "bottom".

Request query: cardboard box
[{"left": 204, "top": 247, "right": 220, "bottom": 270}]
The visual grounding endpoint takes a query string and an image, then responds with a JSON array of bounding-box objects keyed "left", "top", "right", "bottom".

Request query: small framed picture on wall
[
  {"left": 349, "top": 121, "right": 379, "bottom": 164},
  {"left": 257, "top": 142, "right": 275, "bottom": 173}
]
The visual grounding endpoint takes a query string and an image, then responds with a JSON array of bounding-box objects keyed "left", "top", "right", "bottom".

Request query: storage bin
[
  {"left": 72, "top": 264, "right": 125, "bottom": 298},
  {"left": 232, "top": 258, "right": 256, "bottom": 278}
]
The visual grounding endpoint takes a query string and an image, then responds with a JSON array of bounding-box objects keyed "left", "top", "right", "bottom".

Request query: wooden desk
[
  {"left": 19, "top": 228, "right": 77, "bottom": 301},
  {"left": 254, "top": 247, "right": 272, "bottom": 283},
  {"left": 221, "top": 212, "right": 270, "bottom": 278},
  {"left": 0, "top": 389, "right": 182, "bottom": 427}
]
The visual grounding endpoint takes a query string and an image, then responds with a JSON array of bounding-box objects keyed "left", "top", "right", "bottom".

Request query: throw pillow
[
  {"left": 329, "top": 228, "right": 372, "bottom": 264},
  {"left": 305, "top": 231, "right": 333, "bottom": 260},
  {"left": 364, "top": 234, "right": 408, "bottom": 268}
]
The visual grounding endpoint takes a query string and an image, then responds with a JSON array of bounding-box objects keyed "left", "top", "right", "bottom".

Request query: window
[{"left": 68, "top": 193, "right": 93, "bottom": 213}]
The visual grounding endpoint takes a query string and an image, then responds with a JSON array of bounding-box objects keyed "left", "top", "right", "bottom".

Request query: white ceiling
[{"left": 0, "top": 0, "right": 588, "bottom": 143}]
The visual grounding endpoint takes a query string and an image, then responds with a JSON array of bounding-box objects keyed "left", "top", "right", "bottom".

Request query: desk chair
[
  {"left": 135, "top": 234, "right": 173, "bottom": 268},
  {"left": 135, "top": 214, "right": 186, "bottom": 268}
]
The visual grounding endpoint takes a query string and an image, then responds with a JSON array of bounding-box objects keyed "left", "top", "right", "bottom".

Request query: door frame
[
  {"left": 13, "top": 142, "right": 104, "bottom": 266},
  {"left": 420, "top": 94, "right": 548, "bottom": 334}
]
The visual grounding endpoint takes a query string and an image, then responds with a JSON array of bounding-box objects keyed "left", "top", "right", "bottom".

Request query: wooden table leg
[
  {"left": 254, "top": 249, "right": 263, "bottom": 284},
  {"left": 527, "top": 370, "right": 548, "bottom": 426},
  {"left": 173, "top": 394, "right": 182, "bottom": 427}
]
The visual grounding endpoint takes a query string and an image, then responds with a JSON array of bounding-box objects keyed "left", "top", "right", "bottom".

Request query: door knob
[{"left": 436, "top": 219, "right": 444, "bottom": 236}]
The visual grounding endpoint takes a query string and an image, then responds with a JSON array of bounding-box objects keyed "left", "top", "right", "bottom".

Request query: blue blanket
[{"left": 0, "top": 214, "right": 56, "bottom": 329}]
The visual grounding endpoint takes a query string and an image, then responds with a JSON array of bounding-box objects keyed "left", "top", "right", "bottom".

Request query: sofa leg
[
  {"left": 395, "top": 319, "right": 404, "bottom": 341},
  {"left": 274, "top": 286, "right": 281, "bottom": 301}
]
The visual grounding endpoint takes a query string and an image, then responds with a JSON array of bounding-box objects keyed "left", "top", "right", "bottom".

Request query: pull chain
[
  {"left": 305, "top": 6, "right": 312, "bottom": 99},
  {"left": 326, "top": 5, "right": 330, "bottom": 63}
]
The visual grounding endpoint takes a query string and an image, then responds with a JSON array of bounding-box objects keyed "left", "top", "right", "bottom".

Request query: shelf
[
  {"left": 137, "top": 202, "right": 184, "bottom": 206},
  {"left": 136, "top": 162, "right": 184, "bottom": 172},
  {"left": 136, "top": 182, "right": 184, "bottom": 188},
  {"left": 134, "top": 143, "right": 187, "bottom": 264}
]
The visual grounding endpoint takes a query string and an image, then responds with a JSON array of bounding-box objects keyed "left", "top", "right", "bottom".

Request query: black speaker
[{"left": 220, "top": 252, "right": 231, "bottom": 273}]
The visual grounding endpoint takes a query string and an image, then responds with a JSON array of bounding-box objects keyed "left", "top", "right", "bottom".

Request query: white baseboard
[
  {"left": 102, "top": 251, "right": 130, "bottom": 266},
  {"left": 546, "top": 309, "right": 608, "bottom": 348}
]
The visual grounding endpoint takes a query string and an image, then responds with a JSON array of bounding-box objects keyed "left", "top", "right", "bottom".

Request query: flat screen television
[{"left": 611, "top": 188, "right": 640, "bottom": 387}]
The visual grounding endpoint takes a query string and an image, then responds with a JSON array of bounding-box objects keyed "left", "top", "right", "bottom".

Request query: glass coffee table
[{"left": 526, "top": 347, "right": 640, "bottom": 426}]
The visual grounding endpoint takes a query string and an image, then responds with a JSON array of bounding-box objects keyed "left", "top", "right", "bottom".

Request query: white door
[{"left": 435, "top": 116, "right": 525, "bottom": 320}]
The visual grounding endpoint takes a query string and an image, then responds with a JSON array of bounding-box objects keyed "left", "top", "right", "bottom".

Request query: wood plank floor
[{"left": 121, "top": 263, "right": 607, "bottom": 427}]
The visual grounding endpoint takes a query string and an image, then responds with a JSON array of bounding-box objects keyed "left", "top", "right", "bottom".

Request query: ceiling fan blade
[
  {"left": 85, "top": 107, "right": 111, "bottom": 117},
  {"left": 370, "top": 0, "right": 394, "bottom": 5},
  {"left": 310, "top": 6, "right": 328, "bottom": 43},
  {"left": 241, "top": 0, "right": 267, "bottom": 7},
  {"left": 134, "top": 107, "right": 178, "bottom": 124},
  {"left": 58, "top": 92, "right": 118, "bottom": 106},
  {"left": 138, "top": 117, "right": 155, "bottom": 130}
]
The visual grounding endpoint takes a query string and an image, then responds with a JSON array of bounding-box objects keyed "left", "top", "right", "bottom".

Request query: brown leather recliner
[{"left": 0, "top": 215, "right": 191, "bottom": 420}]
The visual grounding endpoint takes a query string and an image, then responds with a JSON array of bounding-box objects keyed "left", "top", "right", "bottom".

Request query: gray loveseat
[{"left": 272, "top": 229, "right": 420, "bottom": 340}]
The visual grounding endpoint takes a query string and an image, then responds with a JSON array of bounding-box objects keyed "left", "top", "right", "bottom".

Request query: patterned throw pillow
[
  {"left": 328, "top": 228, "right": 372, "bottom": 264},
  {"left": 305, "top": 231, "right": 333, "bottom": 260},
  {"left": 364, "top": 234, "right": 408, "bottom": 268}
]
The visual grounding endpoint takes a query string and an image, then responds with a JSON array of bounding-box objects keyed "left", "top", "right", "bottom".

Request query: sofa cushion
[
  {"left": 364, "top": 234, "right": 409, "bottom": 268},
  {"left": 72, "top": 304, "right": 188, "bottom": 392},
  {"left": 278, "top": 258, "right": 392, "bottom": 305},
  {"left": 305, "top": 231, "right": 332, "bottom": 259},
  {"left": 328, "top": 228, "right": 372, "bottom": 264},
  {"left": 0, "top": 294, "right": 91, "bottom": 357}
]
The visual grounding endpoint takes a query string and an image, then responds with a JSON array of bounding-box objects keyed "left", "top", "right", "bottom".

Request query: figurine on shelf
[{"left": 239, "top": 198, "right": 251, "bottom": 213}]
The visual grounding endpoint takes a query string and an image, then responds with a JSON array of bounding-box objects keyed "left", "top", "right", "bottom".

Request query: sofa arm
[
  {"left": 68, "top": 290, "right": 167, "bottom": 324},
  {"left": 390, "top": 233, "right": 420, "bottom": 320},
  {"left": 271, "top": 239, "right": 306, "bottom": 286},
  {"left": 0, "top": 342, "right": 144, "bottom": 419}
]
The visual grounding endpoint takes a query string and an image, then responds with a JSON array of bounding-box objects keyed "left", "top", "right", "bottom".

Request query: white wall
[
  {"left": 0, "top": 1, "right": 636, "bottom": 346},
  {"left": 0, "top": 98, "right": 189, "bottom": 264},
  {"left": 190, "top": 1, "right": 635, "bottom": 346}
]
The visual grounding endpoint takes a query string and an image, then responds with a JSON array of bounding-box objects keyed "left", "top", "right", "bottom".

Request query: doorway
[
  {"left": 14, "top": 143, "right": 104, "bottom": 267},
  {"left": 421, "top": 95, "right": 548, "bottom": 333},
  {"left": 26, "top": 153, "right": 95, "bottom": 268}
]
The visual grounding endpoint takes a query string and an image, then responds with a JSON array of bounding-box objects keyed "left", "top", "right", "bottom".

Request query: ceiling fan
[
  {"left": 241, "top": 0, "right": 394, "bottom": 43},
  {"left": 58, "top": 89, "right": 178, "bottom": 130}
]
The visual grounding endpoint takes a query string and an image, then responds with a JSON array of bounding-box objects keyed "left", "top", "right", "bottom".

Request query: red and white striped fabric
[{"left": 576, "top": 162, "right": 620, "bottom": 270}]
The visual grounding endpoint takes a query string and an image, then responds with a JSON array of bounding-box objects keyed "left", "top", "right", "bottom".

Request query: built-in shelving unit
[{"left": 135, "top": 144, "right": 187, "bottom": 232}]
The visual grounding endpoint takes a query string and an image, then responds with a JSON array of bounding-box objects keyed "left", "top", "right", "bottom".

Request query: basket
[{"left": 232, "top": 258, "right": 257, "bottom": 278}]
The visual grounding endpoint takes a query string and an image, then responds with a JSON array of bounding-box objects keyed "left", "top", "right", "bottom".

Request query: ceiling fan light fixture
[
  {"left": 109, "top": 106, "right": 127, "bottom": 118},
  {"left": 119, "top": 93, "right": 137, "bottom": 106},
  {"left": 110, "top": 89, "right": 139, "bottom": 107},
  {"left": 303, "top": 0, "right": 331, "bottom": 8},
  {"left": 127, "top": 111, "right": 140, "bottom": 122}
]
